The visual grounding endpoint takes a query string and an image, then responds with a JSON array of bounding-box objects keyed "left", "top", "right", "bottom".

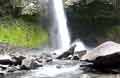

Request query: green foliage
[
  {"left": 0, "top": 0, "right": 13, "bottom": 16},
  {"left": 66, "top": 0, "right": 120, "bottom": 44},
  {"left": 0, "top": 0, "right": 47, "bottom": 17},
  {"left": 0, "top": 0, "right": 22, "bottom": 17},
  {"left": 0, "top": 16, "right": 48, "bottom": 48},
  {"left": 67, "top": 1, "right": 116, "bottom": 25},
  {"left": 105, "top": 26, "right": 120, "bottom": 42}
]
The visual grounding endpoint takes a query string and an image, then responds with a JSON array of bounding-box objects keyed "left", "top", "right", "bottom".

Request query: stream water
[
  {"left": 3, "top": 60, "right": 80, "bottom": 78},
  {"left": 2, "top": 59, "right": 120, "bottom": 78}
]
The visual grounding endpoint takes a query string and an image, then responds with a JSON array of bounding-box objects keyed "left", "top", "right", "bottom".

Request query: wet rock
[
  {"left": 72, "top": 55, "right": 80, "bottom": 60},
  {"left": 66, "top": 55, "right": 73, "bottom": 60},
  {"left": 21, "top": 56, "right": 47, "bottom": 70},
  {"left": 0, "top": 55, "right": 25, "bottom": 67},
  {"left": 56, "top": 45, "right": 76, "bottom": 59},
  {"left": 72, "top": 50, "right": 86, "bottom": 60},
  {"left": 7, "top": 66, "right": 18, "bottom": 72},
  {"left": 30, "top": 59, "right": 43, "bottom": 69},
  {"left": 11, "top": 56, "right": 26, "bottom": 66},
  {"left": 0, "top": 66, "right": 7, "bottom": 70},
  {"left": 21, "top": 57, "right": 33, "bottom": 70},
  {"left": 20, "top": 65, "right": 30, "bottom": 70},
  {"left": 0, "top": 59, "right": 13, "bottom": 66},
  {"left": 56, "top": 65, "right": 62, "bottom": 69},
  {"left": 46, "top": 58, "right": 53, "bottom": 62}
]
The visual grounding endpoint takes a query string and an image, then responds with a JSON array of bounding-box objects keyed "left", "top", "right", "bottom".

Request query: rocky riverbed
[
  {"left": 0, "top": 41, "right": 120, "bottom": 78},
  {"left": 2, "top": 60, "right": 120, "bottom": 78}
]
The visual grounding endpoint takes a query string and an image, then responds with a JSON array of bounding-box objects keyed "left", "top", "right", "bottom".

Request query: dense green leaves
[
  {"left": 67, "top": 1, "right": 117, "bottom": 25},
  {"left": 0, "top": 0, "right": 48, "bottom": 48},
  {"left": 66, "top": 0, "right": 120, "bottom": 45},
  {"left": 0, "top": 16, "right": 48, "bottom": 48}
]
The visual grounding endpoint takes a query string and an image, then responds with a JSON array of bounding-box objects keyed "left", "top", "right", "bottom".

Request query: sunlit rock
[
  {"left": 81, "top": 41, "right": 120, "bottom": 61},
  {"left": 80, "top": 41, "right": 120, "bottom": 73}
]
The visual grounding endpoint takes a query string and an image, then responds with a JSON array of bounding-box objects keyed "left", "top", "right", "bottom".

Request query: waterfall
[{"left": 49, "top": 0, "right": 70, "bottom": 49}]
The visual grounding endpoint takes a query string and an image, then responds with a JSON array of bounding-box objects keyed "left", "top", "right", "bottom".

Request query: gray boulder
[
  {"left": 80, "top": 41, "right": 120, "bottom": 73},
  {"left": 81, "top": 41, "right": 120, "bottom": 61}
]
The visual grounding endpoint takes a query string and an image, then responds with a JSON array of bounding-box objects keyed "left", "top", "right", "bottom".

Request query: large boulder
[
  {"left": 81, "top": 41, "right": 120, "bottom": 61},
  {"left": 80, "top": 41, "right": 120, "bottom": 73},
  {"left": 0, "top": 55, "right": 25, "bottom": 66}
]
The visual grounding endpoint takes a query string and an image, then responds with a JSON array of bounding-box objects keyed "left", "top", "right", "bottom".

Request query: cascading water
[{"left": 49, "top": 0, "right": 70, "bottom": 49}]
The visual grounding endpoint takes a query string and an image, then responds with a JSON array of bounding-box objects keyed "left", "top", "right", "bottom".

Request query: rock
[
  {"left": 75, "top": 50, "right": 87, "bottom": 58},
  {"left": 21, "top": 57, "right": 33, "bottom": 69},
  {"left": 55, "top": 39, "right": 87, "bottom": 60},
  {"left": 20, "top": 65, "right": 30, "bottom": 70},
  {"left": 56, "top": 45, "right": 76, "bottom": 59},
  {"left": 66, "top": 55, "right": 73, "bottom": 60},
  {"left": 21, "top": 56, "right": 46, "bottom": 70},
  {"left": 56, "top": 65, "right": 62, "bottom": 69},
  {"left": 0, "top": 55, "right": 25, "bottom": 66},
  {"left": 89, "top": 52, "right": 120, "bottom": 70},
  {"left": 80, "top": 41, "right": 120, "bottom": 73},
  {"left": 30, "top": 59, "right": 43, "bottom": 69},
  {"left": 0, "top": 65, "right": 8, "bottom": 70},
  {"left": 0, "top": 59, "right": 13, "bottom": 66},
  {"left": 81, "top": 41, "right": 120, "bottom": 61},
  {"left": 46, "top": 58, "right": 53, "bottom": 62},
  {"left": 7, "top": 66, "right": 18, "bottom": 72},
  {"left": 72, "top": 55, "right": 80, "bottom": 60},
  {"left": 73, "top": 50, "right": 87, "bottom": 60},
  {"left": 11, "top": 56, "right": 26, "bottom": 66}
]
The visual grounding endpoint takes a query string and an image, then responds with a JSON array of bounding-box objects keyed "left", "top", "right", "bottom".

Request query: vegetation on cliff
[
  {"left": 0, "top": 0, "right": 48, "bottom": 48},
  {"left": 66, "top": 0, "right": 120, "bottom": 46}
]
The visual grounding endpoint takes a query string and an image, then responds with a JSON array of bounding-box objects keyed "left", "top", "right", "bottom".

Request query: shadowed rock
[
  {"left": 72, "top": 55, "right": 80, "bottom": 60},
  {"left": 12, "top": 56, "right": 26, "bottom": 66},
  {"left": 0, "top": 59, "right": 13, "bottom": 66},
  {"left": 89, "top": 52, "right": 120, "bottom": 73},
  {"left": 0, "top": 55, "right": 25, "bottom": 66},
  {"left": 56, "top": 45, "right": 76, "bottom": 59},
  {"left": 80, "top": 53, "right": 120, "bottom": 74}
]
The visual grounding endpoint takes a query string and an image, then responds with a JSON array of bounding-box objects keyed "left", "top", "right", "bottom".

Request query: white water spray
[{"left": 49, "top": 0, "right": 70, "bottom": 49}]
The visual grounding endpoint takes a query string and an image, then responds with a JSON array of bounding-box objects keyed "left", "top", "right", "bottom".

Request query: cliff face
[{"left": 65, "top": 0, "right": 120, "bottom": 47}]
